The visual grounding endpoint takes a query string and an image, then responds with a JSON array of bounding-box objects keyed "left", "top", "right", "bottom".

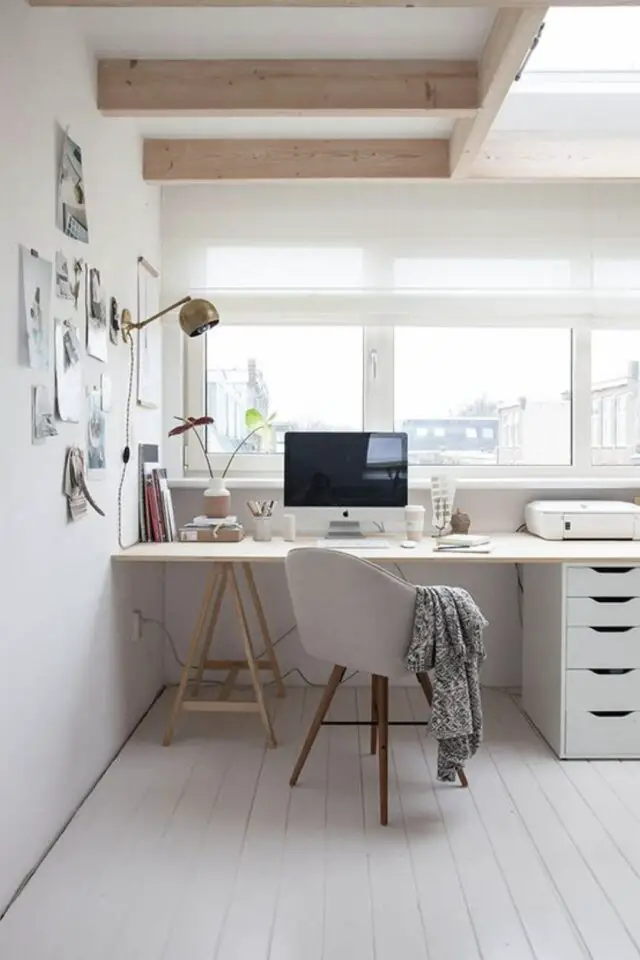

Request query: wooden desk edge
[{"left": 111, "top": 533, "right": 640, "bottom": 565}]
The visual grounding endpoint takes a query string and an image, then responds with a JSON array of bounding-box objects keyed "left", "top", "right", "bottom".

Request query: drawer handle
[
  {"left": 590, "top": 567, "right": 634, "bottom": 575},
  {"left": 589, "top": 668, "right": 634, "bottom": 675},
  {"left": 590, "top": 711, "right": 634, "bottom": 718},
  {"left": 591, "top": 597, "right": 634, "bottom": 604},
  {"left": 591, "top": 626, "right": 633, "bottom": 634}
]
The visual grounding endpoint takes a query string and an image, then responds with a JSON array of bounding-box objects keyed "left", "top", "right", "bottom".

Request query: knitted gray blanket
[{"left": 405, "top": 585, "right": 487, "bottom": 782}]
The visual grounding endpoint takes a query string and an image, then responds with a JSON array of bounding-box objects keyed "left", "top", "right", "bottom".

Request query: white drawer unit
[
  {"left": 566, "top": 597, "right": 640, "bottom": 628},
  {"left": 566, "top": 668, "right": 640, "bottom": 712},
  {"left": 566, "top": 565, "right": 640, "bottom": 598},
  {"left": 522, "top": 562, "right": 640, "bottom": 759},
  {"left": 566, "top": 627, "right": 640, "bottom": 669},
  {"left": 565, "top": 711, "right": 640, "bottom": 758}
]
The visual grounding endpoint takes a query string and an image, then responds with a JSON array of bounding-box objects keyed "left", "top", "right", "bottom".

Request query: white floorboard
[{"left": 2, "top": 687, "right": 640, "bottom": 960}]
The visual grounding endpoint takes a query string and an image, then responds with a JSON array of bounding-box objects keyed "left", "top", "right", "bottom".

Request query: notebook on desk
[{"left": 434, "top": 534, "right": 493, "bottom": 553}]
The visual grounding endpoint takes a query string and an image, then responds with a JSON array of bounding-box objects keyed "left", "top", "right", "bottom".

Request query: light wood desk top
[{"left": 113, "top": 533, "right": 640, "bottom": 565}]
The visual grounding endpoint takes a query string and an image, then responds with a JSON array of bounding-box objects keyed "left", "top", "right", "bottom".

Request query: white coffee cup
[{"left": 405, "top": 504, "right": 425, "bottom": 541}]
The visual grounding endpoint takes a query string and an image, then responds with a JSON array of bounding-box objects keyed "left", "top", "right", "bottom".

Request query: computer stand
[{"left": 324, "top": 520, "right": 365, "bottom": 539}]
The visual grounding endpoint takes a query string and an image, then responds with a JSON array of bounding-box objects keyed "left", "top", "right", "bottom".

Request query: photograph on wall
[
  {"left": 87, "top": 387, "right": 106, "bottom": 476},
  {"left": 54, "top": 318, "right": 82, "bottom": 422},
  {"left": 20, "top": 247, "right": 52, "bottom": 370},
  {"left": 57, "top": 132, "right": 89, "bottom": 244},
  {"left": 86, "top": 268, "right": 108, "bottom": 362},
  {"left": 55, "top": 251, "right": 74, "bottom": 301},
  {"left": 32, "top": 385, "right": 58, "bottom": 444},
  {"left": 136, "top": 256, "right": 161, "bottom": 408},
  {"left": 109, "top": 297, "right": 120, "bottom": 345}
]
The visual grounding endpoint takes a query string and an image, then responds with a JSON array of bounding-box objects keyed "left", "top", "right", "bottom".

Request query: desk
[{"left": 114, "top": 534, "right": 640, "bottom": 758}]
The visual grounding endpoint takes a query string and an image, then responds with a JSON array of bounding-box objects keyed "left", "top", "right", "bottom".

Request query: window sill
[{"left": 169, "top": 476, "right": 640, "bottom": 492}]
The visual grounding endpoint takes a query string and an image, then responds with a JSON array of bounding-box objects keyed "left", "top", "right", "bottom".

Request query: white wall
[{"left": 0, "top": 1, "right": 163, "bottom": 913}]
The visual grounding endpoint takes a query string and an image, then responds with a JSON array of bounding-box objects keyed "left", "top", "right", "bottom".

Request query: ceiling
[{"left": 34, "top": 2, "right": 640, "bottom": 181}]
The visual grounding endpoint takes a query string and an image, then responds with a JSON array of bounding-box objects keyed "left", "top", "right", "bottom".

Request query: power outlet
[{"left": 131, "top": 610, "right": 143, "bottom": 644}]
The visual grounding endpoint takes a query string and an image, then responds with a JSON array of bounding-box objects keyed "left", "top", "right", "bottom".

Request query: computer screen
[{"left": 284, "top": 432, "right": 408, "bottom": 508}]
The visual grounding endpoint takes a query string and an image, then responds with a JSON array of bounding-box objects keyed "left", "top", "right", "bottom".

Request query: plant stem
[
  {"left": 194, "top": 428, "right": 214, "bottom": 478},
  {"left": 222, "top": 425, "right": 262, "bottom": 479}
]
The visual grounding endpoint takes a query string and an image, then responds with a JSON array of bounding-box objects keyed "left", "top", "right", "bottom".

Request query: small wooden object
[
  {"left": 178, "top": 526, "right": 244, "bottom": 543},
  {"left": 450, "top": 508, "right": 471, "bottom": 534}
]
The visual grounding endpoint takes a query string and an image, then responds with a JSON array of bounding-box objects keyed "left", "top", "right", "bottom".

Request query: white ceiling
[
  {"left": 76, "top": 7, "right": 492, "bottom": 60},
  {"left": 67, "top": 5, "right": 640, "bottom": 143},
  {"left": 135, "top": 116, "right": 454, "bottom": 140}
]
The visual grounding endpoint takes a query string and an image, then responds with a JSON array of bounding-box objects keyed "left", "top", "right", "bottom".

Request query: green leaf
[{"left": 244, "top": 407, "right": 267, "bottom": 430}]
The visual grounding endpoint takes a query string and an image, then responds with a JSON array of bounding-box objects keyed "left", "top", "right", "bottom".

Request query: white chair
[{"left": 285, "top": 548, "right": 467, "bottom": 826}]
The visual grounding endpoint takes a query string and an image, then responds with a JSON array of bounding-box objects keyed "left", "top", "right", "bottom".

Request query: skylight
[{"left": 524, "top": 8, "right": 640, "bottom": 74}]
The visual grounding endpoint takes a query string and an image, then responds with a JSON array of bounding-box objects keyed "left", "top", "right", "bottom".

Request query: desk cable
[{"left": 139, "top": 615, "right": 358, "bottom": 688}]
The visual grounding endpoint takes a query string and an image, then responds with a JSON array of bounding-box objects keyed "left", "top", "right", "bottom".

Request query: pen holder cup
[{"left": 253, "top": 516, "right": 273, "bottom": 542}]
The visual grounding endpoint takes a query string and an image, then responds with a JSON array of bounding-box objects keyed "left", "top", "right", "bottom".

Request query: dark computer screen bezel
[{"left": 283, "top": 431, "right": 408, "bottom": 509}]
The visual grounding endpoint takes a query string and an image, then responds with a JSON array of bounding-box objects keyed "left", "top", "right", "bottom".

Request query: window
[
  {"left": 201, "top": 326, "right": 363, "bottom": 462},
  {"left": 394, "top": 328, "right": 572, "bottom": 466},
  {"left": 591, "top": 331, "right": 640, "bottom": 465},
  {"left": 181, "top": 230, "right": 640, "bottom": 479}
]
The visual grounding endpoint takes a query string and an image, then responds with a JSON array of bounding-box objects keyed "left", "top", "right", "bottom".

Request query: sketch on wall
[
  {"left": 55, "top": 251, "right": 74, "bottom": 301},
  {"left": 136, "top": 256, "right": 161, "bottom": 408},
  {"left": 87, "top": 387, "right": 106, "bottom": 476},
  {"left": 86, "top": 267, "right": 108, "bottom": 362},
  {"left": 20, "top": 246, "right": 53, "bottom": 371},
  {"left": 54, "top": 318, "right": 82, "bottom": 422},
  {"left": 32, "top": 386, "right": 58, "bottom": 444},
  {"left": 57, "top": 132, "right": 89, "bottom": 244}
]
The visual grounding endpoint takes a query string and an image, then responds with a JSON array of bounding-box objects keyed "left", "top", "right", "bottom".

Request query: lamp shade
[{"left": 179, "top": 299, "right": 219, "bottom": 338}]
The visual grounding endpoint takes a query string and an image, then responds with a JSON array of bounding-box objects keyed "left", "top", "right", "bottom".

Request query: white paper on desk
[{"left": 434, "top": 544, "right": 493, "bottom": 554}]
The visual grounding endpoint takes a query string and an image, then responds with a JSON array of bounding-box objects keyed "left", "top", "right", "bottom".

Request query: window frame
[{"left": 182, "top": 308, "right": 640, "bottom": 482}]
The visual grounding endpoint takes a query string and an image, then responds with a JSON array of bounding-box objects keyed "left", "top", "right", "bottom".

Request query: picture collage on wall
[{"left": 20, "top": 126, "right": 133, "bottom": 512}]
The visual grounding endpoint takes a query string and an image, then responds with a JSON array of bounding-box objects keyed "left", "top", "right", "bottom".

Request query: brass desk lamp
[{"left": 121, "top": 296, "right": 219, "bottom": 342}]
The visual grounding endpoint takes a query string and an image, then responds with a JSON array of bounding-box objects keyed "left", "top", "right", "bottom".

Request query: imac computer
[{"left": 283, "top": 431, "right": 408, "bottom": 540}]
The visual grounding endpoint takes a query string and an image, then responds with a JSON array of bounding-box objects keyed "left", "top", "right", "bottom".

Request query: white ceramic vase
[{"left": 204, "top": 476, "right": 231, "bottom": 519}]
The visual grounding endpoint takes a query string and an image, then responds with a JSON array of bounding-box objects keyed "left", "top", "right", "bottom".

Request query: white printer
[{"left": 525, "top": 500, "right": 640, "bottom": 541}]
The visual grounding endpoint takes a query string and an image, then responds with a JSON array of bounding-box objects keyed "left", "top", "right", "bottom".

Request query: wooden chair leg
[
  {"left": 416, "top": 673, "right": 468, "bottom": 789},
  {"left": 370, "top": 675, "right": 378, "bottom": 755},
  {"left": 376, "top": 676, "right": 389, "bottom": 825},
  {"left": 290, "top": 665, "right": 345, "bottom": 786}
]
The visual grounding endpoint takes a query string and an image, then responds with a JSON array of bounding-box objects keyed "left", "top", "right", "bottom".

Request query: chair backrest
[{"left": 285, "top": 548, "right": 417, "bottom": 679}]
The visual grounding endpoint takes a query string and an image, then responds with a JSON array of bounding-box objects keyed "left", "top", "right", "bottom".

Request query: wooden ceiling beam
[
  {"left": 27, "top": 0, "right": 631, "bottom": 8},
  {"left": 143, "top": 138, "right": 450, "bottom": 180},
  {"left": 98, "top": 59, "right": 478, "bottom": 117},
  {"left": 469, "top": 136, "right": 640, "bottom": 180},
  {"left": 449, "top": 7, "right": 547, "bottom": 177}
]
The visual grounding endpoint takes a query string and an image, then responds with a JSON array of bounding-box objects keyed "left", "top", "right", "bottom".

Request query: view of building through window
[
  {"left": 205, "top": 326, "right": 640, "bottom": 467},
  {"left": 205, "top": 326, "right": 363, "bottom": 454}
]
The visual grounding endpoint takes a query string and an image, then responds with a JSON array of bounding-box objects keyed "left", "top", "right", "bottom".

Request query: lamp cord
[{"left": 117, "top": 336, "right": 136, "bottom": 551}]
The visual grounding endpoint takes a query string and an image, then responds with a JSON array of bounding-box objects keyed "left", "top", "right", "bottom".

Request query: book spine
[
  {"left": 151, "top": 469, "right": 167, "bottom": 541},
  {"left": 146, "top": 477, "right": 161, "bottom": 542}
]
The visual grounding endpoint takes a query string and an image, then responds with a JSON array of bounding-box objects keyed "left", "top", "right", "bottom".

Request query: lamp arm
[{"left": 121, "top": 296, "right": 192, "bottom": 341}]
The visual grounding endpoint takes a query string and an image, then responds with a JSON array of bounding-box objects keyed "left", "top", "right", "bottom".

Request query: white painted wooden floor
[{"left": 2, "top": 685, "right": 640, "bottom": 960}]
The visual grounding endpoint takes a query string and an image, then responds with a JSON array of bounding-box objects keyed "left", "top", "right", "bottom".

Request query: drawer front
[
  {"left": 565, "top": 711, "right": 640, "bottom": 758},
  {"left": 566, "top": 566, "right": 640, "bottom": 598},
  {"left": 566, "top": 668, "right": 640, "bottom": 712},
  {"left": 566, "top": 597, "right": 640, "bottom": 628},
  {"left": 566, "top": 627, "right": 640, "bottom": 669}
]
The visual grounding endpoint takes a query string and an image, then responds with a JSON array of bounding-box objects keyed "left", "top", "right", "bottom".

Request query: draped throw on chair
[{"left": 405, "top": 586, "right": 487, "bottom": 783}]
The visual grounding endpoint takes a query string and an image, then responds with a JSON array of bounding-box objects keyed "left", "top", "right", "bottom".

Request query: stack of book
[{"left": 139, "top": 444, "right": 177, "bottom": 543}]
